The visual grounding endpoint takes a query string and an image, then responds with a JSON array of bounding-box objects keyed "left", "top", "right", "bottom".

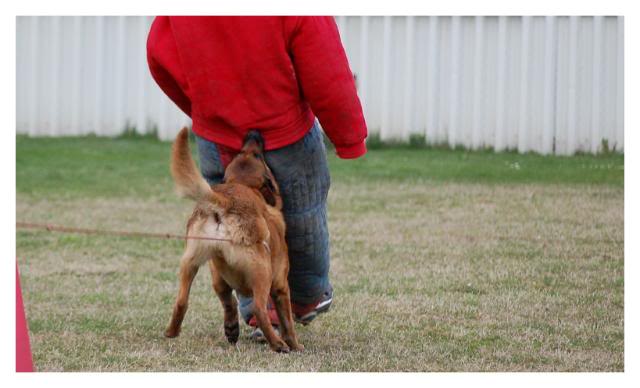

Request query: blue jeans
[{"left": 195, "top": 121, "right": 332, "bottom": 322}]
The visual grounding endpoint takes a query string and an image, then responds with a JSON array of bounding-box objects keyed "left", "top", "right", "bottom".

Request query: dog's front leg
[
  {"left": 165, "top": 255, "right": 200, "bottom": 338},
  {"left": 272, "top": 284, "right": 304, "bottom": 352}
]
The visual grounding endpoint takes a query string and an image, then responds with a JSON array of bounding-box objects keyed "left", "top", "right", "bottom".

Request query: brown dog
[{"left": 164, "top": 127, "right": 303, "bottom": 353}]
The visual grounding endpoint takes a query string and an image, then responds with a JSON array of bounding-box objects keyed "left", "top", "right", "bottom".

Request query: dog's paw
[
  {"left": 283, "top": 337, "right": 304, "bottom": 352},
  {"left": 290, "top": 343, "right": 304, "bottom": 352},
  {"left": 271, "top": 341, "right": 290, "bottom": 354},
  {"left": 164, "top": 327, "right": 180, "bottom": 338},
  {"left": 224, "top": 321, "right": 240, "bottom": 344}
]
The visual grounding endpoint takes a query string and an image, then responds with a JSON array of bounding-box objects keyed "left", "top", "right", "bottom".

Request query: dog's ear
[
  {"left": 243, "top": 130, "right": 265, "bottom": 151},
  {"left": 259, "top": 173, "right": 282, "bottom": 209}
]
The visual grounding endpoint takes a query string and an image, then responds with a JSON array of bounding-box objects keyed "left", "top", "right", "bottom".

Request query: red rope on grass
[{"left": 16, "top": 222, "right": 232, "bottom": 243}]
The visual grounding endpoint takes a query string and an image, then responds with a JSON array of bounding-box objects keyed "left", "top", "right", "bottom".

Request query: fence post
[
  {"left": 114, "top": 16, "right": 127, "bottom": 134},
  {"left": 403, "top": 16, "right": 415, "bottom": 141},
  {"left": 27, "top": 17, "right": 39, "bottom": 136},
  {"left": 541, "top": 16, "right": 556, "bottom": 155},
  {"left": 70, "top": 17, "right": 82, "bottom": 135},
  {"left": 426, "top": 16, "right": 439, "bottom": 144},
  {"left": 517, "top": 16, "right": 531, "bottom": 153},
  {"left": 495, "top": 16, "right": 508, "bottom": 151},
  {"left": 380, "top": 16, "right": 392, "bottom": 140},
  {"left": 566, "top": 16, "right": 579, "bottom": 155},
  {"left": 590, "top": 16, "right": 603, "bottom": 153},
  {"left": 448, "top": 16, "right": 461, "bottom": 148},
  {"left": 136, "top": 16, "right": 150, "bottom": 134},
  {"left": 359, "top": 16, "right": 369, "bottom": 121},
  {"left": 471, "top": 16, "right": 484, "bottom": 150},
  {"left": 93, "top": 16, "right": 105, "bottom": 136},
  {"left": 49, "top": 17, "right": 61, "bottom": 136},
  {"left": 615, "top": 16, "right": 624, "bottom": 151}
]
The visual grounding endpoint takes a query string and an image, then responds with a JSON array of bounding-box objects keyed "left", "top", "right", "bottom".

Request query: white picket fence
[{"left": 16, "top": 16, "right": 624, "bottom": 154}]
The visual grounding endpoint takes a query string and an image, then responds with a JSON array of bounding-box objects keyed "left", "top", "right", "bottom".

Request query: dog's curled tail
[{"left": 171, "top": 127, "right": 225, "bottom": 205}]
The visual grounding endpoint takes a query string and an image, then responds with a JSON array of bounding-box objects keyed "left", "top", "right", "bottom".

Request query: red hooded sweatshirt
[{"left": 147, "top": 16, "right": 368, "bottom": 159}]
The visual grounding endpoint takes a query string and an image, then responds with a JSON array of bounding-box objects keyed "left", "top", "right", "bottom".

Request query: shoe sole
[
  {"left": 316, "top": 298, "right": 332, "bottom": 312},
  {"left": 294, "top": 297, "right": 332, "bottom": 325},
  {"left": 250, "top": 327, "right": 280, "bottom": 343}
]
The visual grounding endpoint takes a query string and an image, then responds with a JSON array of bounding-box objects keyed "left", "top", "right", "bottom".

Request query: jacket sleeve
[
  {"left": 146, "top": 16, "right": 192, "bottom": 117},
  {"left": 287, "top": 17, "right": 368, "bottom": 159}
]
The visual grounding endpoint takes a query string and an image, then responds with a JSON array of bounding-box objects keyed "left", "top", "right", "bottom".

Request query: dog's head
[{"left": 223, "top": 130, "right": 282, "bottom": 208}]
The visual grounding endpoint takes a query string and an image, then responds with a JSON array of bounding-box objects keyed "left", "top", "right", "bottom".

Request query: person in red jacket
[{"left": 147, "top": 16, "right": 367, "bottom": 340}]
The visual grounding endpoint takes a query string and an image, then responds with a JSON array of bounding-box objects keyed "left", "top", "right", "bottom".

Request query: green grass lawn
[{"left": 16, "top": 135, "right": 624, "bottom": 371}]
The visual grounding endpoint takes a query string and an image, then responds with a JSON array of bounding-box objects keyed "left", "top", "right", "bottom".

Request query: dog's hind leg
[
  {"left": 208, "top": 260, "right": 239, "bottom": 344},
  {"left": 165, "top": 253, "right": 200, "bottom": 338},
  {"left": 252, "top": 278, "right": 290, "bottom": 353},
  {"left": 271, "top": 283, "right": 304, "bottom": 352}
]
